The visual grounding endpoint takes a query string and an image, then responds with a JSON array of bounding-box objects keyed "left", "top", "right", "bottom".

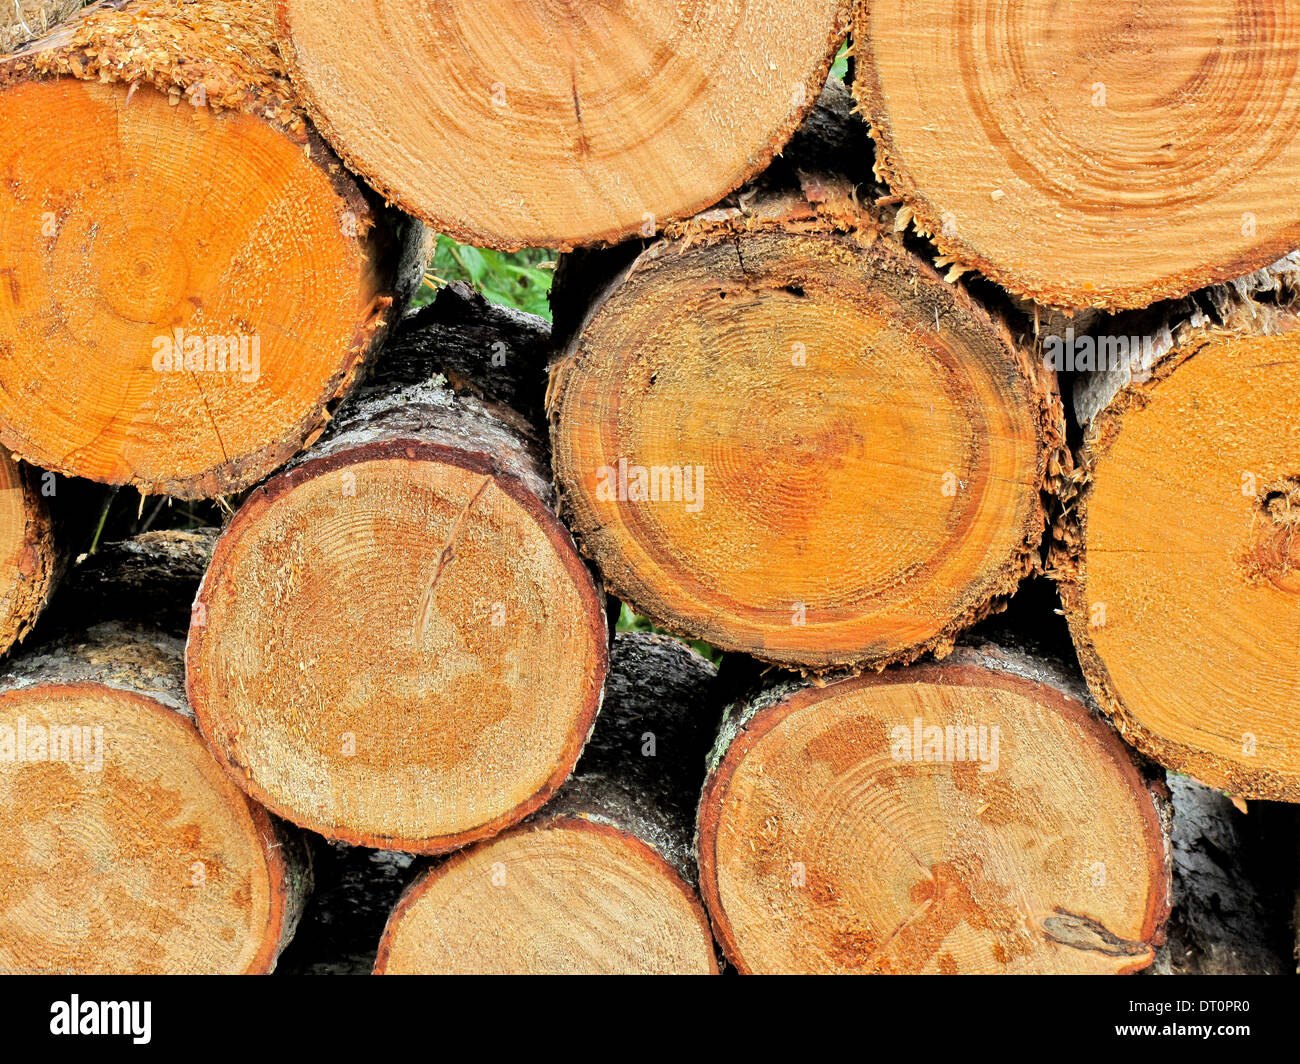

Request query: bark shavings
[{"left": 2, "top": 0, "right": 303, "bottom": 129}]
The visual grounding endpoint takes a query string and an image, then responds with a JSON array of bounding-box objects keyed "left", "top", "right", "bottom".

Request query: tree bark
[
  {"left": 1055, "top": 255, "right": 1300, "bottom": 800},
  {"left": 374, "top": 630, "right": 720, "bottom": 975},
  {"left": 46, "top": 527, "right": 216, "bottom": 634},
  {"left": 695, "top": 638, "right": 1171, "bottom": 974},
  {"left": 853, "top": 1, "right": 1300, "bottom": 309},
  {"left": 0, "top": 0, "right": 87, "bottom": 52},
  {"left": 187, "top": 308, "right": 609, "bottom": 855},
  {"left": 547, "top": 81, "right": 1068, "bottom": 673},
  {"left": 0, "top": 0, "right": 427, "bottom": 498},
  {"left": 273, "top": 841, "right": 414, "bottom": 977},
  {"left": 1149, "top": 777, "right": 1296, "bottom": 976},
  {"left": 0, "top": 614, "right": 309, "bottom": 974},
  {"left": 380, "top": 281, "right": 553, "bottom": 429},
  {"left": 275, "top": 0, "right": 851, "bottom": 250}
]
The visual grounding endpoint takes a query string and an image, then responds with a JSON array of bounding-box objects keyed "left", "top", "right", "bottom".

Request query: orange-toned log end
[
  {"left": 1062, "top": 325, "right": 1300, "bottom": 800},
  {"left": 187, "top": 440, "right": 608, "bottom": 854},
  {"left": 0, "top": 76, "right": 406, "bottom": 498},
  {"left": 275, "top": 0, "right": 849, "bottom": 249},
  {"left": 0, "top": 452, "right": 56, "bottom": 654},
  {"left": 854, "top": 0, "right": 1300, "bottom": 309},
  {"left": 374, "top": 817, "right": 718, "bottom": 975},
  {"left": 549, "top": 226, "right": 1061, "bottom": 671},
  {"left": 0, "top": 683, "right": 298, "bottom": 974},
  {"left": 696, "top": 654, "right": 1170, "bottom": 974}
]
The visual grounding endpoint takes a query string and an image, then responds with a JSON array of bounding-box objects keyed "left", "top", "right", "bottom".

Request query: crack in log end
[
  {"left": 1041, "top": 908, "right": 1152, "bottom": 959},
  {"left": 570, "top": 75, "right": 591, "bottom": 158},
  {"left": 413, "top": 475, "right": 493, "bottom": 643},
  {"left": 732, "top": 237, "right": 748, "bottom": 280}
]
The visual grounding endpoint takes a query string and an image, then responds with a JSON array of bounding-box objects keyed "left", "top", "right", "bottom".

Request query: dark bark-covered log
[
  {"left": 188, "top": 339, "right": 609, "bottom": 854},
  {"left": 0, "top": 617, "right": 310, "bottom": 973},
  {"left": 547, "top": 81, "right": 1068, "bottom": 673},
  {"left": 46, "top": 527, "right": 216, "bottom": 634},
  {"left": 696, "top": 638, "right": 1171, "bottom": 974},
  {"left": 273, "top": 841, "right": 414, "bottom": 976},
  {"left": 1055, "top": 255, "right": 1300, "bottom": 800},
  {"left": 275, "top": 0, "right": 850, "bottom": 250},
  {"left": 1150, "top": 777, "right": 1295, "bottom": 976},
  {"left": 380, "top": 281, "right": 553, "bottom": 429},
  {"left": 0, "top": 453, "right": 58, "bottom": 656},
  {"left": 0, "top": 0, "right": 427, "bottom": 498},
  {"left": 374, "top": 631, "right": 720, "bottom": 975}
]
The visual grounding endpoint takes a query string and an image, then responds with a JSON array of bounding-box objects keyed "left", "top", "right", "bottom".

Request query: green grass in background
[
  {"left": 617, "top": 603, "right": 724, "bottom": 665},
  {"left": 417, "top": 235, "right": 555, "bottom": 319},
  {"left": 831, "top": 40, "right": 850, "bottom": 82}
]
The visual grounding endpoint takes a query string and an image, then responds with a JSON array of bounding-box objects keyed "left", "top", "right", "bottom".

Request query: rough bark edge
[
  {"left": 1052, "top": 254, "right": 1300, "bottom": 801},
  {"left": 850, "top": 6, "right": 1300, "bottom": 311},
  {"left": 273, "top": 0, "right": 852, "bottom": 251},
  {"left": 547, "top": 174, "right": 1070, "bottom": 675},
  {"left": 2, "top": 0, "right": 300, "bottom": 123},
  {"left": 0, "top": 0, "right": 429, "bottom": 499},
  {"left": 0, "top": 461, "right": 59, "bottom": 657},
  {"left": 186, "top": 401, "right": 610, "bottom": 855},
  {"left": 694, "top": 649, "right": 1172, "bottom": 974},
  {"left": 0, "top": 622, "right": 311, "bottom": 973}
]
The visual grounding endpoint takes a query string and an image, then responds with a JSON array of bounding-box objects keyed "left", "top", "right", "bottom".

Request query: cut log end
[
  {"left": 276, "top": 0, "right": 850, "bottom": 249},
  {"left": 0, "top": 661, "right": 301, "bottom": 974},
  {"left": 374, "top": 817, "right": 718, "bottom": 975},
  {"left": 855, "top": 0, "right": 1300, "bottom": 309},
  {"left": 1062, "top": 322, "right": 1300, "bottom": 800},
  {"left": 697, "top": 651, "right": 1169, "bottom": 974},
  {"left": 0, "top": 70, "right": 412, "bottom": 497},
  {"left": 550, "top": 213, "right": 1061, "bottom": 670},
  {"left": 188, "top": 433, "right": 608, "bottom": 854}
]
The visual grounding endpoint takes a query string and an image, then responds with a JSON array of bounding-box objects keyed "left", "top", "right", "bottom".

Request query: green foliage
[
  {"left": 831, "top": 40, "right": 850, "bottom": 82},
  {"left": 418, "top": 235, "right": 555, "bottom": 319},
  {"left": 616, "top": 602, "right": 724, "bottom": 665}
]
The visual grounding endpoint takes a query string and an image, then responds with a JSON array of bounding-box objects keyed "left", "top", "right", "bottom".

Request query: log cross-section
[
  {"left": 854, "top": 0, "right": 1300, "bottom": 309},
  {"left": 696, "top": 644, "right": 1171, "bottom": 974},
  {"left": 549, "top": 168, "right": 1066, "bottom": 671},
  {"left": 0, "top": 0, "right": 426, "bottom": 498},
  {"left": 187, "top": 295, "right": 609, "bottom": 855},
  {"left": 0, "top": 621, "right": 309, "bottom": 974},
  {"left": 275, "top": 0, "right": 850, "bottom": 249}
]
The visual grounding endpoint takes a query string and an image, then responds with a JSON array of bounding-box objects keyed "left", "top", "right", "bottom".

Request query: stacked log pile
[{"left": 0, "top": 0, "right": 1297, "bottom": 976}]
